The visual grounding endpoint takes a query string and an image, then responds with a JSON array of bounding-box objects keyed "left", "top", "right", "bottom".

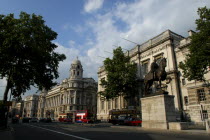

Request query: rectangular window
[
  {"left": 142, "top": 61, "right": 149, "bottom": 76},
  {"left": 101, "top": 77, "right": 106, "bottom": 88},
  {"left": 71, "top": 97, "right": 74, "bottom": 104},
  {"left": 202, "top": 110, "right": 208, "bottom": 120},
  {"left": 77, "top": 98, "right": 80, "bottom": 104},
  {"left": 70, "top": 106, "right": 73, "bottom": 110},
  {"left": 184, "top": 96, "right": 188, "bottom": 105},
  {"left": 154, "top": 54, "right": 163, "bottom": 65},
  {"left": 115, "top": 98, "right": 118, "bottom": 109},
  {"left": 197, "top": 89, "right": 206, "bottom": 102},
  {"left": 101, "top": 101, "right": 104, "bottom": 110},
  {"left": 182, "top": 79, "right": 186, "bottom": 85},
  {"left": 108, "top": 100, "right": 111, "bottom": 110},
  {"left": 77, "top": 106, "right": 79, "bottom": 110}
]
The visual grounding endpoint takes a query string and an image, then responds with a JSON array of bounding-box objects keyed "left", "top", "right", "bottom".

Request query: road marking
[{"left": 26, "top": 124, "right": 91, "bottom": 140}]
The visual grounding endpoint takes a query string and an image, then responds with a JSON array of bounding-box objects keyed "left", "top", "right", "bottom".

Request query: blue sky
[{"left": 0, "top": 0, "right": 210, "bottom": 99}]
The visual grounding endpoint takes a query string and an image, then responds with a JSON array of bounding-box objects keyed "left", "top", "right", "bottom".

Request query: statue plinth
[
  {"left": 143, "top": 89, "right": 168, "bottom": 97},
  {"left": 141, "top": 94, "right": 176, "bottom": 129}
]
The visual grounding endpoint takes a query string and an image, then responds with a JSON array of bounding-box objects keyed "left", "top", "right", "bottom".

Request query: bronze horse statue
[{"left": 144, "top": 58, "right": 167, "bottom": 96}]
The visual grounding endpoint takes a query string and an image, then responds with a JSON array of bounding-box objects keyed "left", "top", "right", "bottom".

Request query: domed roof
[{"left": 72, "top": 57, "right": 81, "bottom": 65}]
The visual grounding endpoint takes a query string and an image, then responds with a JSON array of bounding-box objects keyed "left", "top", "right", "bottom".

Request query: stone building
[
  {"left": 97, "top": 30, "right": 210, "bottom": 124},
  {"left": 22, "top": 94, "right": 39, "bottom": 117},
  {"left": 10, "top": 99, "right": 24, "bottom": 118},
  {"left": 176, "top": 31, "right": 210, "bottom": 123},
  {"left": 37, "top": 58, "right": 97, "bottom": 120},
  {"left": 37, "top": 89, "right": 47, "bottom": 119}
]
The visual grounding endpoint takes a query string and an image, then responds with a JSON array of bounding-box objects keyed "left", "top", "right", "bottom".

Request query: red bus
[{"left": 75, "top": 110, "right": 93, "bottom": 123}]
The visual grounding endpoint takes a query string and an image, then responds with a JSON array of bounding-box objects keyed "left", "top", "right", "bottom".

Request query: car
[
  {"left": 45, "top": 118, "right": 52, "bottom": 123},
  {"left": 12, "top": 117, "right": 19, "bottom": 124},
  {"left": 39, "top": 118, "right": 46, "bottom": 122},
  {"left": 30, "top": 118, "right": 38, "bottom": 123},
  {"left": 22, "top": 117, "right": 31, "bottom": 123},
  {"left": 63, "top": 118, "right": 72, "bottom": 123},
  {"left": 126, "top": 118, "right": 142, "bottom": 126},
  {"left": 58, "top": 118, "right": 65, "bottom": 122}
]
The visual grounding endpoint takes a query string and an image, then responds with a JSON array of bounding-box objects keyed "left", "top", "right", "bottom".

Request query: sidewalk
[
  {"left": 110, "top": 125, "right": 210, "bottom": 135},
  {"left": 0, "top": 127, "right": 14, "bottom": 140}
]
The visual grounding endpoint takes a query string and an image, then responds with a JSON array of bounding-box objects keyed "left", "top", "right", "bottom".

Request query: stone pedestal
[{"left": 141, "top": 94, "right": 176, "bottom": 129}]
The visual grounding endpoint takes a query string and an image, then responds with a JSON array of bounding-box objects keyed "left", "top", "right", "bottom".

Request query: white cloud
[
  {"left": 68, "top": 40, "right": 76, "bottom": 47},
  {"left": 84, "top": 0, "right": 104, "bottom": 13},
  {"left": 81, "top": 0, "right": 210, "bottom": 83}
]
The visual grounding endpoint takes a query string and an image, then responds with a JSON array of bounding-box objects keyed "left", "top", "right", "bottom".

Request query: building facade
[
  {"left": 10, "top": 99, "right": 24, "bottom": 118},
  {"left": 22, "top": 94, "right": 39, "bottom": 117},
  {"left": 37, "top": 58, "right": 97, "bottom": 120},
  {"left": 97, "top": 30, "right": 210, "bottom": 123}
]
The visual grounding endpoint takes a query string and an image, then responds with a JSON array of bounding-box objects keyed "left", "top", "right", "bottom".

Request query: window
[
  {"left": 115, "top": 98, "right": 118, "bottom": 109},
  {"left": 101, "top": 101, "right": 104, "bottom": 110},
  {"left": 101, "top": 77, "right": 106, "bottom": 88},
  {"left": 202, "top": 110, "right": 208, "bottom": 120},
  {"left": 182, "top": 79, "right": 186, "bottom": 85},
  {"left": 197, "top": 89, "right": 206, "bottom": 102},
  {"left": 70, "top": 106, "right": 73, "bottom": 110},
  {"left": 184, "top": 96, "right": 188, "bottom": 105},
  {"left": 77, "top": 71, "right": 79, "bottom": 76},
  {"left": 77, "top": 65, "right": 80, "bottom": 69},
  {"left": 77, "top": 98, "right": 80, "bottom": 104},
  {"left": 108, "top": 100, "right": 111, "bottom": 109},
  {"left": 71, "top": 97, "right": 74, "bottom": 104},
  {"left": 73, "top": 70, "right": 75, "bottom": 75},
  {"left": 154, "top": 54, "right": 163, "bottom": 65},
  {"left": 142, "top": 61, "right": 149, "bottom": 76}
]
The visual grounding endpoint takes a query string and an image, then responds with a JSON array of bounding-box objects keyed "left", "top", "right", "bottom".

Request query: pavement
[
  {"left": 0, "top": 126, "right": 14, "bottom": 140},
  {"left": 1, "top": 122, "right": 209, "bottom": 140}
]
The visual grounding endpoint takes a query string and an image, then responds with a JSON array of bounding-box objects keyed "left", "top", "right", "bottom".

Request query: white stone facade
[
  {"left": 22, "top": 94, "right": 39, "bottom": 117},
  {"left": 37, "top": 58, "right": 97, "bottom": 120},
  {"left": 97, "top": 30, "right": 210, "bottom": 123}
]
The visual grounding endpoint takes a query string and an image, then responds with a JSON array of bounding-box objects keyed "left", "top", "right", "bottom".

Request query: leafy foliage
[
  {"left": 179, "top": 7, "right": 210, "bottom": 81},
  {"left": 0, "top": 12, "right": 66, "bottom": 100},
  {"left": 99, "top": 47, "right": 138, "bottom": 100}
]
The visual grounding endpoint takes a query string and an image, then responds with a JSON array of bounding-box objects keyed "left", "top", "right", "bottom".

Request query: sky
[{"left": 0, "top": 0, "right": 210, "bottom": 99}]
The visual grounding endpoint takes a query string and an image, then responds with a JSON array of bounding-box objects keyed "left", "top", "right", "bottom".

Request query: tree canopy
[
  {"left": 179, "top": 7, "right": 210, "bottom": 81},
  {"left": 99, "top": 47, "right": 138, "bottom": 101},
  {"left": 0, "top": 12, "right": 66, "bottom": 102}
]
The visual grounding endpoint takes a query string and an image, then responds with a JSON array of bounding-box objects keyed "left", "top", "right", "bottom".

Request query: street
[{"left": 8, "top": 122, "right": 210, "bottom": 140}]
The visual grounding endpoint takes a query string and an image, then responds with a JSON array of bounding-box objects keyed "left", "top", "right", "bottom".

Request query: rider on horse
[{"left": 150, "top": 59, "right": 159, "bottom": 80}]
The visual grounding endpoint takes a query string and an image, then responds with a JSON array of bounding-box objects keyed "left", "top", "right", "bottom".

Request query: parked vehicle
[
  {"left": 39, "top": 118, "right": 46, "bottom": 122},
  {"left": 45, "top": 118, "right": 52, "bottom": 123},
  {"left": 12, "top": 117, "right": 19, "bottom": 124},
  {"left": 124, "top": 118, "right": 142, "bottom": 126},
  {"left": 30, "top": 118, "right": 38, "bottom": 123},
  {"left": 58, "top": 117, "right": 65, "bottom": 122},
  {"left": 63, "top": 118, "right": 72, "bottom": 123},
  {"left": 22, "top": 117, "right": 31, "bottom": 123}
]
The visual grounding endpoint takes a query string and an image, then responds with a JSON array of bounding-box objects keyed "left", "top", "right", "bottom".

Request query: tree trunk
[
  {"left": 3, "top": 79, "right": 11, "bottom": 104},
  {"left": 1, "top": 79, "right": 11, "bottom": 129}
]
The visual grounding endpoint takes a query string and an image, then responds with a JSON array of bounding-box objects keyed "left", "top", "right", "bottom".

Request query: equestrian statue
[{"left": 144, "top": 58, "right": 167, "bottom": 96}]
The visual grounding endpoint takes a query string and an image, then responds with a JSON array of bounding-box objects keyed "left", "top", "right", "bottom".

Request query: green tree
[
  {"left": 0, "top": 12, "right": 66, "bottom": 104},
  {"left": 99, "top": 47, "right": 138, "bottom": 105},
  {"left": 179, "top": 7, "right": 210, "bottom": 81}
]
